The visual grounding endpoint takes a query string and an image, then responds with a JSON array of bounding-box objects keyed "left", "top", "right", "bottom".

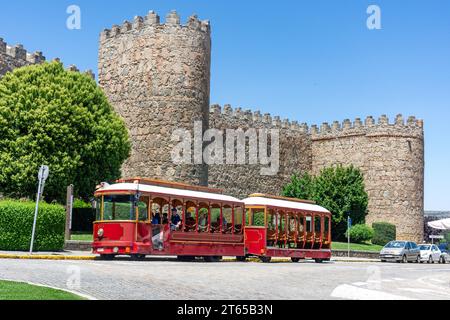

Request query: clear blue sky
[{"left": 1, "top": 0, "right": 449, "bottom": 210}]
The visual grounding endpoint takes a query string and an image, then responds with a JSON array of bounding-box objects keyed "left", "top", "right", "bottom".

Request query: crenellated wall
[
  {"left": 208, "top": 104, "right": 312, "bottom": 198},
  {"left": 311, "top": 114, "right": 424, "bottom": 242},
  {"left": 98, "top": 10, "right": 211, "bottom": 186},
  {"left": 0, "top": 38, "right": 46, "bottom": 77}
]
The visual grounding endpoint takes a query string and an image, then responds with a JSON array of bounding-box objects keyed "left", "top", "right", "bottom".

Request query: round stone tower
[{"left": 98, "top": 10, "right": 211, "bottom": 185}]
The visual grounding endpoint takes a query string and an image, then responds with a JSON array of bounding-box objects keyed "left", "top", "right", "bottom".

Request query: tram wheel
[
  {"left": 99, "top": 254, "right": 116, "bottom": 261},
  {"left": 236, "top": 256, "right": 247, "bottom": 262},
  {"left": 131, "top": 254, "right": 146, "bottom": 261},
  {"left": 204, "top": 256, "right": 221, "bottom": 263},
  {"left": 291, "top": 258, "right": 301, "bottom": 263},
  {"left": 259, "top": 256, "right": 272, "bottom": 263},
  {"left": 314, "top": 259, "right": 323, "bottom": 263},
  {"left": 177, "top": 256, "right": 196, "bottom": 262}
]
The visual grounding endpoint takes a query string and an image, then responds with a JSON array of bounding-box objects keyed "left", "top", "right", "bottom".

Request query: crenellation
[
  {"left": 187, "top": 15, "right": 201, "bottom": 30},
  {"left": 300, "top": 123, "right": 309, "bottom": 133},
  {"left": 0, "top": 38, "right": 6, "bottom": 53},
  {"left": 244, "top": 109, "right": 253, "bottom": 121},
  {"left": 379, "top": 114, "right": 389, "bottom": 125},
  {"left": 223, "top": 104, "right": 233, "bottom": 116},
  {"left": 121, "top": 21, "right": 132, "bottom": 33},
  {"left": 210, "top": 104, "right": 221, "bottom": 115},
  {"left": 342, "top": 119, "right": 352, "bottom": 130},
  {"left": 234, "top": 107, "right": 242, "bottom": 118},
  {"left": 85, "top": 69, "right": 95, "bottom": 80},
  {"left": 395, "top": 114, "right": 404, "bottom": 125},
  {"left": 133, "top": 16, "right": 144, "bottom": 29},
  {"left": 166, "top": 10, "right": 181, "bottom": 26},
  {"left": 26, "top": 51, "right": 45, "bottom": 64},
  {"left": 407, "top": 116, "right": 417, "bottom": 126},
  {"left": 354, "top": 118, "right": 363, "bottom": 128},
  {"left": 253, "top": 111, "right": 262, "bottom": 122},
  {"left": 146, "top": 11, "right": 160, "bottom": 25},
  {"left": 320, "top": 122, "right": 331, "bottom": 133},
  {"left": 111, "top": 25, "right": 121, "bottom": 37},
  {"left": 201, "top": 20, "right": 211, "bottom": 33},
  {"left": 311, "top": 125, "right": 319, "bottom": 135},
  {"left": 282, "top": 119, "right": 290, "bottom": 128},
  {"left": 263, "top": 113, "right": 272, "bottom": 124},
  {"left": 365, "top": 115, "right": 375, "bottom": 126},
  {"left": 332, "top": 121, "right": 341, "bottom": 131},
  {"left": 272, "top": 116, "right": 281, "bottom": 127},
  {"left": 68, "top": 65, "right": 79, "bottom": 72}
]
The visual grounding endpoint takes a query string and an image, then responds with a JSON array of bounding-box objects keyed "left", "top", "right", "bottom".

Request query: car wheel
[
  {"left": 415, "top": 256, "right": 420, "bottom": 263},
  {"left": 402, "top": 255, "right": 407, "bottom": 263},
  {"left": 439, "top": 256, "right": 445, "bottom": 264},
  {"left": 428, "top": 256, "right": 433, "bottom": 264}
]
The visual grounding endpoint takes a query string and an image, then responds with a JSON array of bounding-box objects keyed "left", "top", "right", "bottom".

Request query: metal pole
[
  {"left": 30, "top": 176, "right": 43, "bottom": 255},
  {"left": 348, "top": 216, "right": 351, "bottom": 258},
  {"left": 65, "top": 185, "right": 74, "bottom": 241}
]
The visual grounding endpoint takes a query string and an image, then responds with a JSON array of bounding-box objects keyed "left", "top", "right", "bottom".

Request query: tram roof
[
  {"left": 242, "top": 196, "right": 331, "bottom": 214},
  {"left": 95, "top": 182, "right": 244, "bottom": 204}
]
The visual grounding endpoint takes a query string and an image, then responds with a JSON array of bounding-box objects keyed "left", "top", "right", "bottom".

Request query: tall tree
[
  {"left": 282, "top": 165, "right": 369, "bottom": 241},
  {"left": 0, "top": 62, "right": 131, "bottom": 202}
]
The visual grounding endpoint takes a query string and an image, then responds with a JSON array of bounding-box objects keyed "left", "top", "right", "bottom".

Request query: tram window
[
  {"left": 306, "top": 216, "right": 312, "bottom": 232},
  {"left": 223, "top": 207, "right": 232, "bottom": 233},
  {"left": 315, "top": 216, "right": 322, "bottom": 233},
  {"left": 234, "top": 207, "right": 244, "bottom": 233},
  {"left": 137, "top": 199, "right": 148, "bottom": 221},
  {"left": 103, "top": 195, "right": 134, "bottom": 221},
  {"left": 198, "top": 207, "right": 209, "bottom": 233},
  {"left": 267, "top": 210, "right": 276, "bottom": 230},
  {"left": 324, "top": 216, "right": 330, "bottom": 239},
  {"left": 185, "top": 206, "right": 197, "bottom": 232},
  {"left": 288, "top": 215, "right": 297, "bottom": 232},
  {"left": 95, "top": 198, "right": 102, "bottom": 221},
  {"left": 278, "top": 214, "right": 286, "bottom": 233},
  {"left": 251, "top": 209, "right": 265, "bottom": 227},
  {"left": 298, "top": 216, "right": 305, "bottom": 233},
  {"left": 211, "top": 206, "right": 221, "bottom": 232}
]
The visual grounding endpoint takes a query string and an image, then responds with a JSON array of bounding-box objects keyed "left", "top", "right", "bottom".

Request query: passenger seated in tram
[
  {"left": 198, "top": 212, "right": 208, "bottom": 232},
  {"left": 185, "top": 212, "right": 196, "bottom": 231},
  {"left": 162, "top": 213, "right": 169, "bottom": 225},
  {"left": 170, "top": 208, "right": 182, "bottom": 231},
  {"left": 151, "top": 211, "right": 161, "bottom": 225}
]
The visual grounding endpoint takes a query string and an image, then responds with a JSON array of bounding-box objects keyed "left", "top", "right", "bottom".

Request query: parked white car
[{"left": 419, "top": 244, "right": 447, "bottom": 263}]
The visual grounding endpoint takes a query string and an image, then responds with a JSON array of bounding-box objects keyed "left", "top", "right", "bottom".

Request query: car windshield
[
  {"left": 384, "top": 241, "right": 406, "bottom": 249},
  {"left": 419, "top": 245, "right": 430, "bottom": 250}
]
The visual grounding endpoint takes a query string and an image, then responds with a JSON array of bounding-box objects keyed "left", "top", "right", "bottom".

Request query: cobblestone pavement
[{"left": 1, "top": 258, "right": 450, "bottom": 300}]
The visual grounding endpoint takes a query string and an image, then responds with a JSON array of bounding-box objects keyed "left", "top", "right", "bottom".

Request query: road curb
[{"left": 0, "top": 254, "right": 95, "bottom": 261}]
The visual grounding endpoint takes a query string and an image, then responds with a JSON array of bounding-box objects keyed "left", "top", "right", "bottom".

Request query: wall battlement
[
  {"left": 100, "top": 10, "right": 210, "bottom": 42},
  {"left": 0, "top": 38, "right": 46, "bottom": 64},
  {"left": 210, "top": 104, "right": 423, "bottom": 141}
]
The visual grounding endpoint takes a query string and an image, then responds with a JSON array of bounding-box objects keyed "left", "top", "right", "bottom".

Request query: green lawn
[
  {"left": 0, "top": 280, "right": 85, "bottom": 300},
  {"left": 332, "top": 241, "right": 383, "bottom": 252},
  {"left": 70, "top": 232, "right": 93, "bottom": 241}
]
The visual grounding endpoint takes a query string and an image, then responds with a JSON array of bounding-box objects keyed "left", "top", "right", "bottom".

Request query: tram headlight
[
  {"left": 113, "top": 247, "right": 119, "bottom": 253},
  {"left": 97, "top": 228, "right": 104, "bottom": 238}
]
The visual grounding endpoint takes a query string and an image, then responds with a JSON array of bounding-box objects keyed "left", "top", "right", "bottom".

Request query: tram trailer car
[{"left": 92, "top": 178, "right": 332, "bottom": 263}]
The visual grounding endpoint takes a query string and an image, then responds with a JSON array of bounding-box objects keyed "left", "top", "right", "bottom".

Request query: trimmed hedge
[
  {"left": 345, "top": 224, "right": 374, "bottom": 244},
  {"left": 0, "top": 200, "right": 66, "bottom": 251},
  {"left": 372, "top": 222, "right": 396, "bottom": 246}
]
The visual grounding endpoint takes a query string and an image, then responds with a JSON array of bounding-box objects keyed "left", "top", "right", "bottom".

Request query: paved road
[{"left": 1, "top": 258, "right": 450, "bottom": 300}]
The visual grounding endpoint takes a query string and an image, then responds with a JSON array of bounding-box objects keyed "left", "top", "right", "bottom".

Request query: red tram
[{"left": 92, "top": 178, "right": 332, "bottom": 263}]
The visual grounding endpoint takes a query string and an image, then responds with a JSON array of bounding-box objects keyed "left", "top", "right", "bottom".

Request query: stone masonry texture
[{"left": 1, "top": 10, "right": 425, "bottom": 242}]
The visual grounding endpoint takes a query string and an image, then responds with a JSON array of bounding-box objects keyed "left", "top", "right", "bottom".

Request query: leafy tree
[
  {"left": 345, "top": 224, "right": 374, "bottom": 244},
  {"left": 0, "top": 62, "right": 130, "bottom": 202},
  {"left": 282, "top": 165, "right": 369, "bottom": 241}
]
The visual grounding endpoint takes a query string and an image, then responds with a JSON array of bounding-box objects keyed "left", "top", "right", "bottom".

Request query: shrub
[
  {"left": 0, "top": 61, "right": 131, "bottom": 202},
  {"left": 372, "top": 222, "right": 397, "bottom": 246},
  {"left": 0, "top": 200, "right": 66, "bottom": 251},
  {"left": 345, "top": 224, "right": 374, "bottom": 244},
  {"left": 283, "top": 165, "right": 369, "bottom": 241}
]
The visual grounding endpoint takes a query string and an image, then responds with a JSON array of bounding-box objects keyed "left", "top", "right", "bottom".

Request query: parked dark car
[{"left": 380, "top": 241, "right": 421, "bottom": 263}]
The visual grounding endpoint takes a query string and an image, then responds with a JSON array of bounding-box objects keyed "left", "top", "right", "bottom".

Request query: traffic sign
[{"left": 38, "top": 165, "right": 49, "bottom": 182}]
